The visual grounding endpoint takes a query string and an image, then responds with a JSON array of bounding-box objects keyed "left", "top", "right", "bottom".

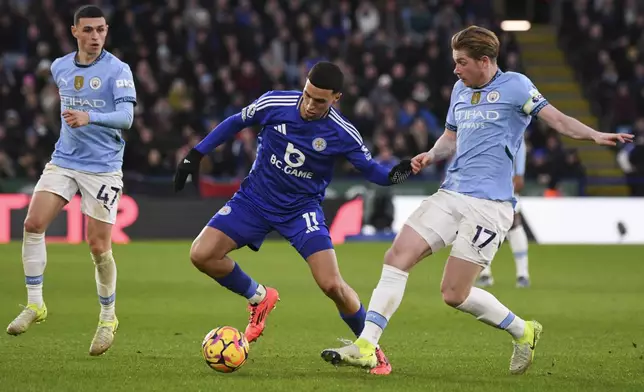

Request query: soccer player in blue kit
[
  {"left": 174, "top": 62, "right": 413, "bottom": 375},
  {"left": 6, "top": 6, "right": 136, "bottom": 356},
  {"left": 322, "top": 26, "right": 633, "bottom": 375}
]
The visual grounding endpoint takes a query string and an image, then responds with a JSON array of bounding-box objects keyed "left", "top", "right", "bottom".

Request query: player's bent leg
[
  {"left": 443, "top": 256, "right": 541, "bottom": 375},
  {"left": 321, "top": 224, "right": 434, "bottom": 370},
  {"left": 361, "top": 224, "right": 433, "bottom": 342},
  {"left": 190, "top": 226, "right": 238, "bottom": 278},
  {"left": 7, "top": 191, "right": 68, "bottom": 336},
  {"left": 306, "top": 246, "right": 392, "bottom": 374},
  {"left": 86, "top": 217, "right": 119, "bottom": 356},
  {"left": 307, "top": 248, "right": 360, "bottom": 316},
  {"left": 191, "top": 226, "right": 278, "bottom": 343},
  {"left": 508, "top": 213, "right": 530, "bottom": 288}
]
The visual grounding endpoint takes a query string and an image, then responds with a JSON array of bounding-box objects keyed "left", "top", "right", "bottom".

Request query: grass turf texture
[{"left": 1, "top": 242, "right": 643, "bottom": 392}]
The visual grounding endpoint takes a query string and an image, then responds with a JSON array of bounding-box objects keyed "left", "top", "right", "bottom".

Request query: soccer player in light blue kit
[
  {"left": 322, "top": 26, "right": 632, "bottom": 375},
  {"left": 477, "top": 137, "right": 532, "bottom": 288},
  {"left": 6, "top": 6, "right": 136, "bottom": 356},
  {"left": 174, "top": 62, "right": 412, "bottom": 375}
]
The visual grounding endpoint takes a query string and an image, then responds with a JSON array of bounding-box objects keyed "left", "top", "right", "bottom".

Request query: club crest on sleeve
[
  {"left": 74, "top": 75, "right": 84, "bottom": 90},
  {"left": 241, "top": 103, "right": 256, "bottom": 121},
  {"left": 312, "top": 137, "right": 327, "bottom": 152},
  {"left": 90, "top": 77, "right": 101, "bottom": 90},
  {"left": 486, "top": 91, "right": 500, "bottom": 103},
  {"left": 471, "top": 92, "right": 481, "bottom": 104},
  {"left": 218, "top": 205, "right": 232, "bottom": 216}
]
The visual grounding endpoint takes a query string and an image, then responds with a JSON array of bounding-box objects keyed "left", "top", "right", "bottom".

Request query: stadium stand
[
  {"left": 557, "top": 0, "right": 644, "bottom": 195},
  {"left": 1, "top": 0, "right": 588, "bottom": 194}
]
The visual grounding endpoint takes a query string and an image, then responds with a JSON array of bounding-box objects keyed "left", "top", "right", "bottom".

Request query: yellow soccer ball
[{"left": 201, "top": 326, "right": 250, "bottom": 373}]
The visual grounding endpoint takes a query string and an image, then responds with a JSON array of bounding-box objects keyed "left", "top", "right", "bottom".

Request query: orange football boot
[
  {"left": 370, "top": 347, "right": 392, "bottom": 375},
  {"left": 244, "top": 287, "right": 280, "bottom": 342}
]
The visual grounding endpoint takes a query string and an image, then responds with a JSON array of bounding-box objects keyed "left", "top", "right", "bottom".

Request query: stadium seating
[
  {"left": 558, "top": 0, "right": 644, "bottom": 195},
  {"left": 0, "top": 0, "right": 587, "bottom": 194}
]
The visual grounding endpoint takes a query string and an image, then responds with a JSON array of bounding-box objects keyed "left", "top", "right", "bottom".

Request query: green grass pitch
[{"left": 1, "top": 241, "right": 643, "bottom": 391}]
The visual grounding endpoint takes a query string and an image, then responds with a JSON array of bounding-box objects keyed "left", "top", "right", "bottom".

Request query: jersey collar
[
  {"left": 474, "top": 69, "right": 503, "bottom": 90},
  {"left": 74, "top": 50, "right": 107, "bottom": 68}
]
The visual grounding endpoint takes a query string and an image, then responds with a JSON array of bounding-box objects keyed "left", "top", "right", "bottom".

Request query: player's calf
[{"left": 317, "top": 277, "right": 359, "bottom": 314}]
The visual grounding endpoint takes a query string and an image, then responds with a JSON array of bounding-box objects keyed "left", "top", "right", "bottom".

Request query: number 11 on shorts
[{"left": 302, "top": 212, "right": 319, "bottom": 234}]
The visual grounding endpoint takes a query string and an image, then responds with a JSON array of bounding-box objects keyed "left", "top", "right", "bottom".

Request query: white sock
[
  {"left": 22, "top": 231, "right": 46, "bottom": 307},
  {"left": 359, "top": 265, "right": 409, "bottom": 347},
  {"left": 456, "top": 287, "right": 526, "bottom": 339},
  {"left": 508, "top": 225, "right": 529, "bottom": 278},
  {"left": 480, "top": 263, "right": 492, "bottom": 277},
  {"left": 248, "top": 284, "right": 267, "bottom": 305},
  {"left": 92, "top": 250, "right": 117, "bottom": 321}
]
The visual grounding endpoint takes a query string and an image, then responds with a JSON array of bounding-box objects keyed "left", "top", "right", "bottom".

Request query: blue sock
[
  {"left": 340, "top": 304, "right": 366, "bottom": 337},
  {"left": 214, "top": 263, "right": 259, "bottom": 299}
]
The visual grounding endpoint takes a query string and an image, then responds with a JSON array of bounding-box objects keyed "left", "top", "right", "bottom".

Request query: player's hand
[
  {"left": 388, "top": 159, "right": 413, "bottom": 184},
  {"left": 592, "top": 132, "right": 634, "bottom": 146},
  {"left": 411, "top": 152, "right": 432, "bottom": 174},
  {"left": 174, "top": 148, "right": 204, "bottom": 192},
  {"left": 513, "top": 175, "right": 524, "bottom": 193},
  {"left": 62, "top": 110, "right": 90, "bottom": 128}
]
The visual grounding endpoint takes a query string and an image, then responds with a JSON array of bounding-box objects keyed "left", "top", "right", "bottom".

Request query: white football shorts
[
  {"left": 34, "top": 163, "right": 123, "bottom": 224},
  {"left": 405, "top": 189, "right": 514, "bottom": 267}
]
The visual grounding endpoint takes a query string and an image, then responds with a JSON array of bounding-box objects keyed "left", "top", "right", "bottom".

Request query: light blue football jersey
[
  {"left": 514, "top": 137, "right": 527, "bottom": 177},
  {"left": 50, "top": 50, "right": 136, "bottom": 173},
  {"left": 442, "top": 70, "right": 547, "bottom": 202}
]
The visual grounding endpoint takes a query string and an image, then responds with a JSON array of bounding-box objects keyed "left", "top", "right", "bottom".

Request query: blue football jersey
[
  {"left": 234, "top": 90, "right": 379, "bottom": 214},
  {"left": 442, "top": 70, "right": 548, "bottom": 202},
  {"left": 50, "top": 50, "right": 137, "bottom": 173}
]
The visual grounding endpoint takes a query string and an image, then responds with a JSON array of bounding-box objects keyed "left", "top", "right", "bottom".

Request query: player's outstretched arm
[
  {"left": 173, "top": 114, "right": 248, "bottom": 191},
  {"left": 411, "top": 128, "right": 457, "bottom": 173},
  {"left": 343, "top": 146, "right": 413, "bottom": 186},
  {"left": 537, "top": 105, "right": 634, "bottom": 146}
]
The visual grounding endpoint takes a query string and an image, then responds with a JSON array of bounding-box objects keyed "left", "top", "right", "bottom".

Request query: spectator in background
[{"left": 0, "top": 0, "right": 569, "bottom": 193}]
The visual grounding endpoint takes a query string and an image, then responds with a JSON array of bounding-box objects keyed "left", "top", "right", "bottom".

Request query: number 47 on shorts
[{"left": 96, "top": 184, "right": 120, "bottom": 210}]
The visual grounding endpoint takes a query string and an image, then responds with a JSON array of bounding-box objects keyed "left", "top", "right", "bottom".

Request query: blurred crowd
[
  {"left": 559, "top": 0, "right": 644, "bottom": 194},
  {"left": 0, "top": 0, "right": 584, "bottom": 190}
]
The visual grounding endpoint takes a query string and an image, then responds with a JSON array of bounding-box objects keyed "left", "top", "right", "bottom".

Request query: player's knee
[
  {"left": 383, "top": 245, "right": 401, "bottom": 264},
  {"left": 190, "top": 240, "right": 224, "bottom": 271},
  {"left": 87, "top": 236, "right": 110, "bottom": 256},
  {"left": 383, "top": 244, "right": 414, "bottom": 271},
  {"left": 23, "top": 216, "right": 46, "bottom": 234},
  {"left": 189, "top": 243, "right": 209, "bottom": 271},
  {"left": 441, "top": 286, "right": 469, "bottom": 308}
]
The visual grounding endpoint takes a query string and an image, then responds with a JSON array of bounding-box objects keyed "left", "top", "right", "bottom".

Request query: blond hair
[{"left": 451, "top": 25, "right": 500, "bottom": 61}]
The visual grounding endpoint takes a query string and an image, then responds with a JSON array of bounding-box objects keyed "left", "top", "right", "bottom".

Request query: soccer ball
[{"left": 201, "top": 326, "right": 250, "bottom": 373}]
